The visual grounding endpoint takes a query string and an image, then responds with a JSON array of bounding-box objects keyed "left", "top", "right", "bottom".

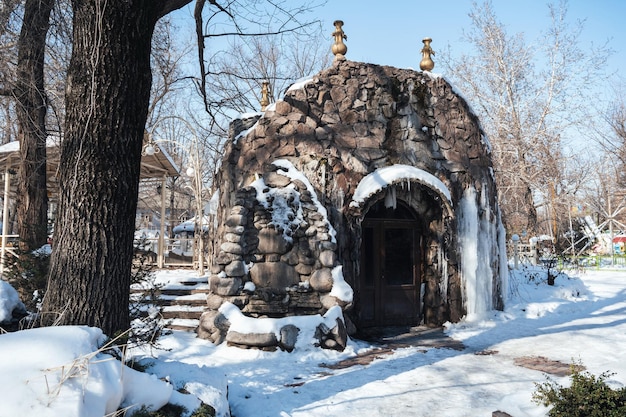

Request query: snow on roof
[
  {"left": 0, "top": 136, "right": 61, "bottom": 155},
  {"left": 350, "top": 164, "right": 452, "bottom": 208},
  {"left": 286, "top": 75, "right": 315, "bottom": 92},
  {"left": 234, "top": 120, "right": 260, "bottom": 144},
  {"left": 172, "top": 215, "right": 211, "bottom": 235},
  {"left": 237, "top": 111, "right": 262, "bottom": 120}
]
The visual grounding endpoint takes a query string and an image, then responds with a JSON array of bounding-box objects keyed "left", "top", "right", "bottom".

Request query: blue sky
[
  {"left": 313, "top": 0, "right": 625, "bottom": 82},
  {"left": 170, "top": 0, "right": 625, "bottom": 112},
  {"left": 172, "top": 1, "right": 625, "bottom": 83}
]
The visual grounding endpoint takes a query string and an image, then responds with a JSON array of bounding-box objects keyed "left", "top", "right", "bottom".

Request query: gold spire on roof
[
  {"left": 331, "top": 20, "right": 347, "bottom": 61},
  {"left": 420, "top": 37, "right": 435, "bottom": 71},
  {"left": 260, "top": 80, "right": 270, "bottom": 111}
]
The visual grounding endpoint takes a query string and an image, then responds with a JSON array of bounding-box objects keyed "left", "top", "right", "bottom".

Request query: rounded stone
[
  {"left": 319, "top": 250, "right": 336, "bottom": 267},
  {"left": 220, "top": 242, "right": 243, "bottom": 255},
  {"left": 225, "top": 214, "right": 246, "bottom": 227},
  {"left": 249, "top": 262, "right": 299, "bottom": 289},
  {"left": 206, "top": 293, "right": 224, "bottom": 310},
  {"left": 309, "top": 268, "right": 333, "bottom": 292},
  {"left": 279, "top": 324, "right": 300, "bottom": 352},
  {"left": 223, "top": 232, "right": 242, "bottom": 243},
  {"left": 226, "top": 330, "right": 278, "bottom": 347},
  {"left": 225, "top": 260, "right": 246, "bottom": 277}
]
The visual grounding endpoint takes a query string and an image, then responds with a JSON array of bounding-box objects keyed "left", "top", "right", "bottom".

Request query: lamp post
[
  {"left": 511, "top": 234, "right": 520, "bottom": 270},
  {"left": 143, "top": 118, "right": 207, "bottom": 276}
]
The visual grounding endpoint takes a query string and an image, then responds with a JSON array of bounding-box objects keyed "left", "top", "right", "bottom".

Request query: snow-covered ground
[{"left": 1, "top": 266, "right": 625, "bottom": 416}]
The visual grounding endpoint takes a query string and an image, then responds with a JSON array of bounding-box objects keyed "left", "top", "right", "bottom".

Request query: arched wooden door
[{"left": 359, "top": 201, "right": 422, "bottom": 327}]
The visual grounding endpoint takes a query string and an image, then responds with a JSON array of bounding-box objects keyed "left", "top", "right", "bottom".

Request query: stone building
[{"left": 198, "top": 59, "right": 508, "bottom": 351}]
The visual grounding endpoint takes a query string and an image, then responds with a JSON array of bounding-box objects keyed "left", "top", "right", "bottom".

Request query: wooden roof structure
[
  {"left": 0, "top": 137, "right": 182, "bottom": 272},
  {"left": 0, "top": 137, "right": 181, "bottom": 200}
]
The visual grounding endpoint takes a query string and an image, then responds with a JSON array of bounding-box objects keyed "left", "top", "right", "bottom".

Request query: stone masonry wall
[{"left": 199, "top": 59, "right": 506, "bottom": 349}]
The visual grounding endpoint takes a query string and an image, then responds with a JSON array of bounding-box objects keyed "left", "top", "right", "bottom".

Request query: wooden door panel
[
  {"left": 359, "top": 218, "right": 421, "bottom": 328},
  {"left": 383, "top": 288, "right": 418, "bottom": 325}
]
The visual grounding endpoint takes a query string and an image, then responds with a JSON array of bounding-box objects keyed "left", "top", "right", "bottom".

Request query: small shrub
[
  {"left": 130, "top": 403, "right": 187, "bottom": 417},
  {"left": 533, "top": 366, "right": 626, "bottom": 416},
  {"left": 189, "top": 404, "right": 216, "bottom": 417},
  {"left": 129, "top": 403, "right": 215, "bottom": 417}
]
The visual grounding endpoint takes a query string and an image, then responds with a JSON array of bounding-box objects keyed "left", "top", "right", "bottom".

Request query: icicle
[
  {"left": 384, "top": 186, "right": 397, "bottom": 209},
  {"left": 438, "top": 245, "right": 448, "bottom": 302},
  {"left": 458, "top": 184, "right": 493, "bottom": 317}
]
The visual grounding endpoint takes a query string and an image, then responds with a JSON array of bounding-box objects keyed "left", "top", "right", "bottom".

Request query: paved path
[{"left": 320, "top": 326, "right": 464, "bottom": 369}]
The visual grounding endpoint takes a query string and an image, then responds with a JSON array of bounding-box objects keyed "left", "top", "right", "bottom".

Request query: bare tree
[
  {"left": 40, "top": 0, "right": 323, "bottom": 336},
  {"left": 0, "top": 0, "right": 70, "bottom": 251},
  {"left": 203, "top": 31, "right": 330, "bottom": 117},
  {"left": 583, "top": 154, "right": 626, "bottom": 257},
  {"left": 605, "top": 90, "right": 626, "bottom": 186},
  {"left": 14, "top": 0, "right": 54, "bottom": 252},
  {"left": 439, "top": 0, "right": 611, "bottom": 239},
  {"left": 194, "top": 16, "right": 330, "bottom": 202},
  {"left": 193, "top": 0, "right": 324, "bottom": 116},
  {"left": 42, "top": 1, "right": 193, "bottom": 335}
]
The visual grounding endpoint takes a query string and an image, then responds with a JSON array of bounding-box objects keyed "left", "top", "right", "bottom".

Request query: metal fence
[
  {"left": 507, "top": 242, "right": 626, "bottom": 271},
  {"left": 558, "top": 255, "right": 626, "bottom": 270}
]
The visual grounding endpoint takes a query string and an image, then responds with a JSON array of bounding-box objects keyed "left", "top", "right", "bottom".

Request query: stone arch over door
[{"left": 353, "top": 181, "right": 448, "bottom": 329}]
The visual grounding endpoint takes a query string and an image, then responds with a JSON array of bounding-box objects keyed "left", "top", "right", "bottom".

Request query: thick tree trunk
[
  {"left": 15, "top": 0, "right": 53, "bottom": 252},
  {"left": 42, "top": 1, "right": 161, "bottom": 336}
]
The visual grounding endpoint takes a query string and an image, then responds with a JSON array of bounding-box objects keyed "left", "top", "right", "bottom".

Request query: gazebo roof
[
  {"left": 0, "top": 137, "right": 180, "bottom": 179},
  {"left": 0, "top": 137, "right": 180, "bottom": 201}
]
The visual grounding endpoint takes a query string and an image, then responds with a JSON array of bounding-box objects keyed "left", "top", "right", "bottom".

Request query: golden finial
[
  {"left": 331, "top": 20, "right": 347, "bottom": 61},
  {"left": 420, "top": 37, "right": 435, "bottom": 71},
  {"left": 260, "top": 80, "right": 270, "bottom": 111}
]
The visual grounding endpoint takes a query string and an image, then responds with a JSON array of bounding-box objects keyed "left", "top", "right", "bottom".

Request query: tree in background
[
  {"left": 0, "top": 0, "right": 70, "bottom": 251},
  {"left": 605, "top": 90, "right": 626, "bottom": 188},
  {"left": 202, "top": 32, "right": 331, "bottom": 117},
  {"left": 581, "top": 89, "right": 626, "bottom": 254},
  {"left": 14, "top": 0, "right": 54, "bottom": 252},
  {"left": 0, "top": 1, "right": 21, "bottom": 145},
  {"left": 439, "top": 0, "right": 611, "bottom": 240}
]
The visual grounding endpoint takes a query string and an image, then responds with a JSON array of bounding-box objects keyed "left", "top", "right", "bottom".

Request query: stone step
[
  {"left": 162, "top": 306, "right": 206, "bottom": 320},
  {"left": 160, "top": 297, "right": 206, "bottom": 307},
  {"left": 160, "top": 287, "right": 210, "bottom": 296},
  {"left": 131, "top": 277, "right": 208, "bottom": 332},
  {"left": 165, "top": 318, "right": 200, "bottom": 332},
  {"left": 162, "top": 310, "right": 204, "bottom": 320},
  {"left": 178, "top": 278, "right": 208, "bottom": 286}
]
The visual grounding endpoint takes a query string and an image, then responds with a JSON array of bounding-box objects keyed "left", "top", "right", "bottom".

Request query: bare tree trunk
[
  {"left": 15, "top": 0, "right": 53, "bottom": 252},
  {"left": 42, "top": 1, "right": 163, "bottom": 336}
]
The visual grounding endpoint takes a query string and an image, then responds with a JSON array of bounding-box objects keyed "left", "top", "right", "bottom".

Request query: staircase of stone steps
[{"left": 132, "top": 276, "right": 209, "bottom": 333}]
